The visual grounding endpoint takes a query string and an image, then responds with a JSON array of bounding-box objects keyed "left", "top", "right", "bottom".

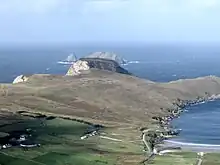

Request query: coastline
[
  {"left": 164, "top": 140, "right": 220, "bottom": 153},
  {"left": 4, "top": 72, "right": 220, "bottom": 162},
  {"left": 152, "top": 95, "right": 220, "bottom": 154}
]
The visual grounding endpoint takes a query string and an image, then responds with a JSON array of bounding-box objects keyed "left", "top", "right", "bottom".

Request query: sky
[{"left": 0, "top": 0, "right": 220, "bottom": 45}]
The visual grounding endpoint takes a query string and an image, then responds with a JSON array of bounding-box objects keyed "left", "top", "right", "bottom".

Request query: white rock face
[
  {"left": 13, "top": 75, "right": 29, "bottom": 84},
  {"left": 66, "top": 60, "right": 90, "bottom": 76}
]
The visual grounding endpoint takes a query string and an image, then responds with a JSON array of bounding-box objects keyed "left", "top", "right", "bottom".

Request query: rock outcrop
[
  {"left": 12, "top": 75, "right": 29, "bottom": 84},
  {"left": 66, "top": 60, "right": 90, "bottom": 76},
  {"left": 80, "top": 58, "right": 130, "bottom": 74},
  {"left": 66, "top": 58, "right": 131, "bottom": 76},
  {"left": 84, "top": 52, "right": 127, "bottom": 65}
]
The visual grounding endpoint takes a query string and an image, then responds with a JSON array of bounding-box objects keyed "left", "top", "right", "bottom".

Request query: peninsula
[{"left": 1, "top": 57, "right": 220, "bottom": 164}]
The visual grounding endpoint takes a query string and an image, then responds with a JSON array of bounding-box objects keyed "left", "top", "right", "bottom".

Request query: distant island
[
  {"left": 57, "top": 51, "right": 128, "bottom": 66},
  {"left": 84, "top": 52, "right": 128, "bottom": 65}
]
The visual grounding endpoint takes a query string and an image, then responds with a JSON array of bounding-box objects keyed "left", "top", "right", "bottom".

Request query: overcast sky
[{"left": 0, "top": 0, "right": 219, "bottom": 44}]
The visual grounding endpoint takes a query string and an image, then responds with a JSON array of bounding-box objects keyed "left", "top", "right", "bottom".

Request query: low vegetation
[
  {"left": 0, "top": 117, "right": 219, "bottom": 165},
  {"left": 1, "top": 71, "right": 220, "bottom": 164}
]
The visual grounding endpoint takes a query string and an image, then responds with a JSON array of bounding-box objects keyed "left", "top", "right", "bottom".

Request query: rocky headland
[
  {"left": 4, "top": 54, "right": 220, "bottom": 129},
  {"left": 66, "top": 57, "right": 131, "bottom": 76},
  {"left": 2, "top": 54, "right": 220, "bottom": 163}
]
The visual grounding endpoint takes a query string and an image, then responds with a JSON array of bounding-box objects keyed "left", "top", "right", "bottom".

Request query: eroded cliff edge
[{"left": 1, "top": 71, "right": 220, "bottom": 130}]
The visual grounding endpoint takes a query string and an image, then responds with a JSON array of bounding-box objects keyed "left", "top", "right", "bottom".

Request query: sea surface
[
  {"left": 170, "top": 100, "right": 220, "bottom": 145},
  {"left": 1, "top": 44, "right": 220, "bottom": 146}
]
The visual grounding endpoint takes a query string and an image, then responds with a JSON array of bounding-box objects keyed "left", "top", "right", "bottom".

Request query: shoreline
[
  {"left": 154, "top": 95, "right": 220, "bottom": 153},
  {"left": 164, "top": 140, "right": 220, "bottom": 153},
  {"left": 6, "top": 73, "right": 220, "bottom": 155}
]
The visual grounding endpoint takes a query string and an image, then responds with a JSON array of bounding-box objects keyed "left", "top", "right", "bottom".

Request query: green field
[
  {"left": 0, "top": 118, "right": 220, "bottom": 165},
  {"left": 0, "top": 118, "right": 118, "bottom": 165}
]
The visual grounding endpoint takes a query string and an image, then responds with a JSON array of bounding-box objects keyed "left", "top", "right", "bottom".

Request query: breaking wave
[
  {"left": 128, "top": 61, "right": 141, "bottom": 64},
  {"left": 126, "top": 60, "right": 182, "bottom": 65},
  {"left": 165, "top": 140, "right": 220, "bottom": 148}
]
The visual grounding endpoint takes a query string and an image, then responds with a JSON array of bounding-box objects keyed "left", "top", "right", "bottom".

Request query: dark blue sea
[
  {"left": 1, "top": 44, "right": 220, "bottom": 145},
  {"left": 171, "top": 101, "right": 220, "bottom": 145}
]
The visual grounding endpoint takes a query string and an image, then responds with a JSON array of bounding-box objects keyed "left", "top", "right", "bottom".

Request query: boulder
[{"left": 13, "top": 75, "right": 29, "bottom": 84}]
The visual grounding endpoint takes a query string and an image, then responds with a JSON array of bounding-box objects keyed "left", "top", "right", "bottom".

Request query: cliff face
[
  {"left": 79, "top": 58, "right": 131, "bottom": 74},
  {"left": 12, "top": 75, "right": 29, "bottom": 84},
  {"left": 66, "top": 58, "right": 131, "bottom": 76},
  {"left": 66, "top": 60, "right": 90, "bottom": 76}
]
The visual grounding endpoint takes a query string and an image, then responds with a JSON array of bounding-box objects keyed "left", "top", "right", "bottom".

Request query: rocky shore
[{"left": 140, "top": 92, "right": 220, "bottom": 161}]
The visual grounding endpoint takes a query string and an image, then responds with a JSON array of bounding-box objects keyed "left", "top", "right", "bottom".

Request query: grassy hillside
[
  {"left": 1, "top": 71, "right": 220, "bottom": 164},
  {"left": 0, "top": 117, "right": 219, "bottom": 165}
]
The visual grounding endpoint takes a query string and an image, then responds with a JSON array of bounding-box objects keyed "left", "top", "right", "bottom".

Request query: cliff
[
  {"left": 79, "top": 57, "right": 130, "bottom": 74},
  {"left": 66, "top": 60, "right": 90, "bottom": 76},
  {"left": 66, "top": 58, "right": 131, "bottom": 76}
]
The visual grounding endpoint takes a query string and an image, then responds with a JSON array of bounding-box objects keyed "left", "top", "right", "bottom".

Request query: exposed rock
[
  {"left": 80, "top": 58, "right": 130, "bottom": 74},
  {"left": 66, "top": 60, "right": 90, "bottom": 76},
  {"left": 66, "top": 58, "right": 131, "bottom": 76},
  {"left": 12, "top": 75, "right": 29, "bottom": 84},
  {"left": 84, "top": 52, "right": 127, "bottom": 65}
]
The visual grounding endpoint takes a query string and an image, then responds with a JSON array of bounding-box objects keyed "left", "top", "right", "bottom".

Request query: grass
[
  {"left": 0, "top": 118, "right": 220, "bottom": 165},
  {"left": 141, "top": 152, "right": 220, "bottom": 165},
  {"left": 0, "top": 118, "right": 117, "bottom": 165},
  {"left": 33, "top": 152, "right": 114, "bottom": 165},
  {"left": 152, "top": 152, "right": 197, "bottom": 165},
  {"left": 202, "top": 153, "right": 220, "bottom": 165},
  {"left": 0, "top": 153, "right": 41, "bottom": 165}
]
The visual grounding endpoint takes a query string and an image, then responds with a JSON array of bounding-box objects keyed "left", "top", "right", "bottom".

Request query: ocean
[
  {"left": 171, "top": 100, "right": 220, "bottom": 145},
  {"left": 1, "top": 44, "right": 220, "bottom": 146}
]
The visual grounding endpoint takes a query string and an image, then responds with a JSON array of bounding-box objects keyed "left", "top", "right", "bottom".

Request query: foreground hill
[
  {"left": 1, "top": 71, "right": 220, "bottom": 164},
  {"left": 2, "top": 71, "right": 220, "bottom": 128}
]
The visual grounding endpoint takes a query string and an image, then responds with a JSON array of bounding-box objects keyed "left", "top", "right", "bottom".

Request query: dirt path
[{"left": 99, "top": 135, "right": 123, "bottom": 142}]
